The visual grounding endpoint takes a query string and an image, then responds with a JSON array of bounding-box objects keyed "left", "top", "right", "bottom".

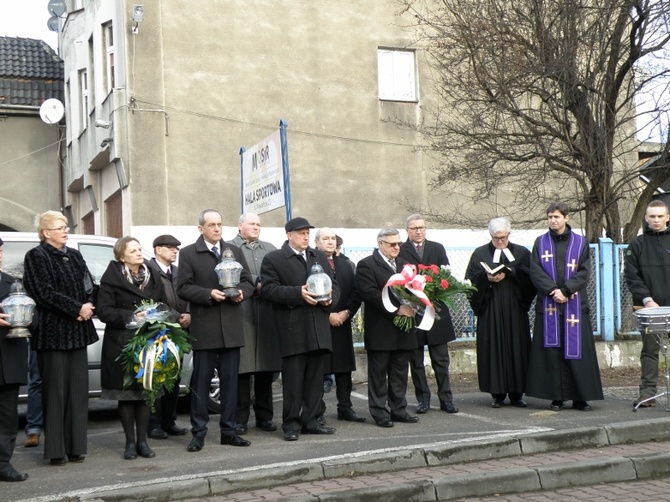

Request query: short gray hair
[
  {"left": 405, "top": 214, "right": 424, "bottom": 228},
  {"left": 377, "top": 228, "right": 400, "bottom": 241},
  {"left": 315, "top": 227, "right": 335, "bottom": 241},
  {"left": 198, "top": 209, "right": 220, "bottom": 226},
  {"left": 488, "top": 217, "right": 511, "bottom": 235}
]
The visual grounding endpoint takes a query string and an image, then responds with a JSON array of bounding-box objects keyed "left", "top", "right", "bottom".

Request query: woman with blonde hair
[{"left": 23, "top": 211, "right": 98, "bottom": 466}]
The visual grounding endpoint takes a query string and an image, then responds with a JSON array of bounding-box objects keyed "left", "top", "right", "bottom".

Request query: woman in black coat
[
  {"left": 97, "top": 237, "right": 168, "bottom": 460},
  {"left": 23, "top": 211, "right": 98, "bottom": 466}
]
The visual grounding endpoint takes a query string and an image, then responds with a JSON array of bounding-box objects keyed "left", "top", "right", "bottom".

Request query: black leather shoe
[
  {"left": 375, "top": 419, "right": 394, "bottom": 428},
  {"left": 491, "top": 398, "right": 504, "bottom": 409},
  {"left": 390, "top": 413, "right": 419, "bottom": 423},
  {"left": 511, "top": 399, "right": 528, "bottom": 408},
  {"left": 572, "top": 401, "right": 593, "bottom": 411},
  {"left": 137, "top": 442, "right": 155, "bottom": 458},
  {"left": 303, "top": 425, "right": 336, "bottom": 434},
  {"left": 256, "top": 420, "right": 277, "bottom": 432},
  {"left": 235, "top": 424, "right": 248, "bottom": 435},
  {"left": 416, "top": 402, "right": 429, "bottom": 414},
  {"left": 67, "top": 454, "right": 85, "bottom": 463},
  {"left": 316, "top": 414, "right": 326, "bottom": 427},
  {"left": 147, "top": 428, "right": 168, "bottom": 440},
  {"left": 0, "top": 467, "right": 28, "bottom": 482},
  {"left": 549, "top": 400, "right": 565, "bottom": 411},
  {"left": 165, "top": 425, "right": 188, "bottom": 436},
  {"left": 284, "top": 430, "right": 300, "bottom": 441},
  {"left": 221, "top": 434, "right": 251, "bottom": 447},
  {"left": 323, "top": 381, "right": 333, "bottom": 393},
  {"left": 337, "top": 409, "right": 366, "bottom": 422},
  {"left": 187, "top": 436, "right": 204, "bottom": 452},
  {"left": 123, "top": 444, "right": 137, "bottom": 460},
  {"left": 440, "top": 402, "right": 459, "bottom": 414}
]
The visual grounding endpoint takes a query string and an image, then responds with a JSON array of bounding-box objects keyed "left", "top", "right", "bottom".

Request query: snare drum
[{"left": 635, "top": 307, "right": 670, "bottom": 334}]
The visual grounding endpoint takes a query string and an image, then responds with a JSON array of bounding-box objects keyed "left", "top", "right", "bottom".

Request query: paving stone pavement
[{"left": 175, "top": 439, "right": 670, "bottom": 501}]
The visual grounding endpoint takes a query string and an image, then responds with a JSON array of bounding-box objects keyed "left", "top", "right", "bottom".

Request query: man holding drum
[{"left": 625, "top": 200, "right": 670, "bottom": 408}]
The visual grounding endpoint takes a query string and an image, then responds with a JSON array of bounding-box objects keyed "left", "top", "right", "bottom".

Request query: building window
[
  {"left": 82, "top": 211, "right": 94, "bottom": 235},
  {"left": 105, "top": 191, "right": 122, "bottom": 238},
  {"left": 79, "top": 69, "right": 88, "bottom": 130},
  {"left": 103, "top": 23, "right": 115, "bottom": 93},
  {"left": 377, "top": 48, "right": 417, "bottom": 102}
]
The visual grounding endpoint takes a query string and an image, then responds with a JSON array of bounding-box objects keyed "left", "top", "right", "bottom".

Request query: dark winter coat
[
  {"left": 23, "top": 242, "right": 98, "bottom": 351},
  {"left": 356, "top": 249, "right": 416, "bottom": 351},
  {"left": 0, "top": 271, "right": 28, "bottom": 386},
  {"left": 398, "top": 239, "right": 456, "bottom": 345},
  {"left": 325, "top": 254, "right": 362, "bottom": 373},
  {"left": 176, "top": 236, "right": 254, "bottom": 351},
  {"left": 624, "top": 223, "right": 670, "bottom": 307},
  {"left": 97, "top": 260, "right": 168, "bottom": 390},
  {"left": 260, "top": 242, "right": 338, "bottom": 358}
]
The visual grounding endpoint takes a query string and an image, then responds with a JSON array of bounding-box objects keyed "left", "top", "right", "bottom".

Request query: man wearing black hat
[
  {"left": 147, "top": 235, "right": 190, "bottom": 440},
  {"left": 261, "top": 217, "right": 339, "bottom": 441},
  {"left": 0, "top": 237, "right": 30, "bottom": 481}
]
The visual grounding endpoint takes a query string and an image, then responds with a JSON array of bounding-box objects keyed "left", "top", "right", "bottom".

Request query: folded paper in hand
[{"left": 481, "top": 262, "right": 507, "bottom": 275}]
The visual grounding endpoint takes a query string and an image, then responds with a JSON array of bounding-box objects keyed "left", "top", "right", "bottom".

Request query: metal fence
[{"left": 346, "top": 241, "right": 620, "bottom": 344}]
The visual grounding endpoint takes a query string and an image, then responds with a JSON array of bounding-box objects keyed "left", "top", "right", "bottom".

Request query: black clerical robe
[
  {"left": 525, "top": 227, "right": 603, "bottom": 402},
  {"left": 465, "top": 242, "right": 535, "bottom": 395}
]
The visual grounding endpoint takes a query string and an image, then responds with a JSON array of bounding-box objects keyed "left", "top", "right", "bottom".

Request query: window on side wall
[
  {"left": 79, "top": 69, "right": 88, "bottom": 131},
  {"left": 103, "top": 22, "right": 115, "bottom": 93},
  {"left": 377, "top": 48, "right": 417, "bottom": 102}
]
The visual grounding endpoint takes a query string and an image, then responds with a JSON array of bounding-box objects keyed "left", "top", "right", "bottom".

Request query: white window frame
[
  {"left": 377, "top": 48, "right": 417, "bottom": 102},
  {"left": 104, "top": 23, "right": 115, "bottom": 93},
  {"left": 79, "top": 69, "right": 88, "bottom": 130}
]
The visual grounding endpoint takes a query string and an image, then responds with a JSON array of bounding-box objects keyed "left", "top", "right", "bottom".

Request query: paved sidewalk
[{"left": 84, "top": 415, "right": 670, "bottom": 502}]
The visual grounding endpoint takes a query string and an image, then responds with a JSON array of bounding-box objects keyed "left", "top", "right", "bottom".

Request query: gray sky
[{"left": 0, "top": 0, "right": 59, "bottom": 50}]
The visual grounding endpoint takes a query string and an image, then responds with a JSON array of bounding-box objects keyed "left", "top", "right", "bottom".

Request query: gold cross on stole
[
  {"left": 567, "top": 314, "right": 580, "bottom": 327},
  {"left": 545, "top": 304, "right": 557, "bottom": 315},
  {"left": 567, "top": 259, "right": 578, "bottom": 272},
  {"left": 541, "top": 250, "right": 553, "bottom": 262}
]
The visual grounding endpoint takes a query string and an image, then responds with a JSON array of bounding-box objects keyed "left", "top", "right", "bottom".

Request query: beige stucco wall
[{"left": 0, "top": 112, "right": 62, "bottom": 230}]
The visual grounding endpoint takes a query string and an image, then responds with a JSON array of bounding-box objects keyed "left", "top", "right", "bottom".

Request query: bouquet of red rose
[
  {"left": 382, "top": 264, "right": 477, "bottom": 332},
  {"left": 416, "top": 263, "right": 477, "bottom": 312}
]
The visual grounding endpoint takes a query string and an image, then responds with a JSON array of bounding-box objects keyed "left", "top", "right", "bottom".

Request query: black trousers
[
  {"left": 38, "top": 349, "right": 89, "bottom": 460},
  {"left": 148, "top": 382, "right": 180, "bottom": 431},
  {"left": 409, "top": 343, "right": 453, "bottom": 406},
  {"left": 281, "top": 351, "right": 326, "bottom": 433},
  {"left": 190, "top": 348, "right": 239, "bottom": 438},
  {"left": 367, "top": 349, "right": 411, "bottom": 422},
  {"left": 237, "top": 372, "right": 275, "bottom": 426},
  {"left": 0, "top": 383, "right": 19, "bottom": 469}
]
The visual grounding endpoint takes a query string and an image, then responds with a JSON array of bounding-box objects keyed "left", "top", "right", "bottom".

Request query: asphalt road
[{"left": 8, "top": 381, "right": 665, "bottom": 502}]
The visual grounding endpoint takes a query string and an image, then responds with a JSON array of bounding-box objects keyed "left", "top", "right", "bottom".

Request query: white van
[{"left": 1, "top": 232, "right": 195, "bottom": 402}]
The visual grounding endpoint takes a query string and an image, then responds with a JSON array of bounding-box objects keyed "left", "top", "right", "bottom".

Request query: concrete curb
[{"left": 83, "top": 417, "right": 670, "bottom": 501}]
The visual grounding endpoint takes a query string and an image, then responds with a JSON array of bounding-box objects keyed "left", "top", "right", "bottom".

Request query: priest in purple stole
[{"left": 526, "top": 202, "right": 603, "bottom": 411}]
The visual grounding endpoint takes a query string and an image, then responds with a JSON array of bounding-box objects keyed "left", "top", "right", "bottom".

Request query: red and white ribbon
[{"left": 382, "top": 264, "right": 436, "bottom": 330}]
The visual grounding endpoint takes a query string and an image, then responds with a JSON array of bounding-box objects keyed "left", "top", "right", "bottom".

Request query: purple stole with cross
[{"left": 538, "top": 232, "right": 585, "bottom": 359}]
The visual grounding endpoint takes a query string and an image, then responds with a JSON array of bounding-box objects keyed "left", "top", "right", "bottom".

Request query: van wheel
[{"left": 207, "top": 369, "right": 220, "bottom": 413}]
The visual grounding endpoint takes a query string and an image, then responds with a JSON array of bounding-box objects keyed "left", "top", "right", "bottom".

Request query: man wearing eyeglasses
[
  {"left": 399, "top": 214, "right": 459, "bottom": 415},
  {"left": 465, "top": 217, "right": 536, "bottom": 408},
  {"left": 356, "top": 228, "right": 418, "bottom": 427},
  {"left": 147, "top": 235, "right": 190, "bottom": 440}
]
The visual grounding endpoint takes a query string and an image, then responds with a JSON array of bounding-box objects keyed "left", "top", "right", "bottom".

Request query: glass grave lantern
[
  {"left": 307, "top": 263, "right": 332, "bottom": 301},
  {"left": 1, "top": 281, "right": 36, "bottom": 338},
  {"left": 214, "top": 248, "right": 243, "bottom": 299}
]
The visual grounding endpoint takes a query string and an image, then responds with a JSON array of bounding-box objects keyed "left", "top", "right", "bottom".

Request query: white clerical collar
[{"left": 492, "top": 247, "right": 515, "bottom": 263}]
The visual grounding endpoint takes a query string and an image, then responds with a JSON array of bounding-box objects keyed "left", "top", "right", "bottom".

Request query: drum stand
[{"left": 633, "top": 331, "right": 670, "bottom": 412}]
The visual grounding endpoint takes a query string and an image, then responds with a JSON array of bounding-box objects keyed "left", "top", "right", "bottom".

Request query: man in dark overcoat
[
  {"left": 146, "top": 234, "right": 190, "bottom": 439},
  {"left": 398, "top": 214, "right": 458, "bottom": 414},
  {"left": 0, "top": 239, "right": 29, "bottom": 481},
  {"left": 261, "top": 217, "right": 338, "bottom": 441},
  {"left": 227, "top": 212, "right": 281, "bottom": 434},
  {"left": 356, "top": 228, "right": 418, "bottom": 427},
  {"left": 177, "top": 209, "right": 255, "bottom": 452},
  {"left": 314, "top": 227, "right": 364, "bottom": 422}
]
